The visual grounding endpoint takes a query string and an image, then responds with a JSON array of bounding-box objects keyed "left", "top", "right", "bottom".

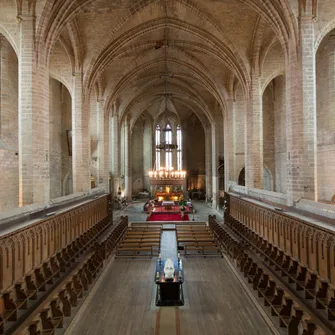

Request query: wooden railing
[
  {"left": 0, "top": 195, "right": 110, "bottom": 293},
  {"left": 226, "top": 194, "right": 335, "bottom": 287}
]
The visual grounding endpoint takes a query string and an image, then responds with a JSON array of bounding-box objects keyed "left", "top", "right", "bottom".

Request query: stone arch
[
  {"left": 105, "top": 54, "right": 225, "bottom": 114},
  {"left": 121, "top": 88, "right": 213, "bottom": 125},
  {"left": 0, "top": 32, "right": 19, "bottom": 211},
  {"left": 0, "top": 24, "right": 18, "bottom": 56},
  {"left": 261, "top": 70, "right": 286, "bottom": 94},
  {"left": 84, "top": 18, "right": 250, "bottom": 98},
  {"left": 315, "top": 27, "right": 335, "bottom": 202},
  {"left": 315, "top": 18, "right": 335, "bottom": 51}
]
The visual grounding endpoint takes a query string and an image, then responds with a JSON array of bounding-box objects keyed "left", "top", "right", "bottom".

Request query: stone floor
[{"left": 64, "top": 200, "right": 274, "bottom": 335}]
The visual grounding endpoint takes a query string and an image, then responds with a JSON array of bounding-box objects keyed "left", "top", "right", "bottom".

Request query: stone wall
[
  {"left": 49, "top": 79, "right": 72, "bottom": 198},
  {"left": 234, "top": 87, "right": 246, "bottom": 184},
  {"left": 183, "top": 114, "right": 205, "bottom": 190},
  {"left": 263, "top": 81, "right": 275, "bottom": 191},
  {"left": 316, "top": 34, "right": 335, "bottom": 202},
  {"left": 132, "top": 119, "right": 144, "bottom": 194},
  {"left": 273, "top": 75, "right": 287, "bottom": 194},
  {"left": 0, "top": 35, "right": 18, "bottom": 211}
]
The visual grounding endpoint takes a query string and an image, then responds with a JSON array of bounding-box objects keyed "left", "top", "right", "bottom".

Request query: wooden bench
[
  {"left": 304, "top": 273, "right": 317, "bottom": 299},
  {"left": 40, "top": 307, "right": 62, "bottom": 333},
  {"left": 119, "top": 242, "right": 160, "bottom": 247},
  {"left": 327, "top": 297, "right": 335, "bottom": 321},
  {"left": 184, "top": 244, "right": 220, "bottom": 257},
  {"left": 315, "top": 280, "right": 328, "bottom": 309},
  {"left": 27, "top": 319, "right": 55, "bottom": 335},
  {"left": 49, "top": 298, "right": 64, "bottom": 328},
  {"left": 58, "top": 289, "right": 72, "bottom": 317},
  {"left": 125, "top": 233, "right": 161, "bottom": 239},
  {"left": 295, "top": 266, "right": 307, "bottom": 291},
  {"left": 124, "top": 231, "right": 161, "bottom": 236},
  {"left": 116, "top": 246, "right": 157, "bottom": 257},
  {"left": 122, "top": 238, "right": 160, "bottom": 244},
  {"left": 0, "top": 292, "right": 18, "bottom": 322},
  {"left": 246, "top": 263, "right": 258, "bottom": 283},
  {"left": 0, "top": 315, "right": 3, "bottom": 335}
]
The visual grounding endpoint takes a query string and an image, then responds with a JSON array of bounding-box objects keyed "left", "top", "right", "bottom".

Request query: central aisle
[
  {"left": 65, "top": 257, "right": 273, "bottom": 335},
  {"left": 160, "top": 230, "right": 177, "bottom": 259},
  {"left": 65, "top": 202, "right": 273, "bottom": 335}
]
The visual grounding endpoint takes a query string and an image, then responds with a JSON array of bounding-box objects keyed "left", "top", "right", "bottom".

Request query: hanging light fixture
[{"left": 156, "top": 0, "right": 178, "bottom": 151}]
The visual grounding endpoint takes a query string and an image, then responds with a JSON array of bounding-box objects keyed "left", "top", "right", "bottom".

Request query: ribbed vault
[{"left": 41, "top": 0, "right": 297, "bottom": 126}]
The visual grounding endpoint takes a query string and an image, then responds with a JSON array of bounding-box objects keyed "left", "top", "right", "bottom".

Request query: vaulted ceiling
[{"left": 45, "top": 0, "right": 295, "bottom": 126}]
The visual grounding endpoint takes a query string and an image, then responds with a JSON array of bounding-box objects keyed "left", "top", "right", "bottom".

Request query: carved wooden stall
[
  {"left": 226, "top": 193, "right": 335, "bottom": 294},
  {"left": 0, "top": 195, "right": 109, "bottom": 294}
]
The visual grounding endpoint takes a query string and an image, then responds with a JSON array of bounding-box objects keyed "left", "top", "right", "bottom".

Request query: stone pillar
[
  {"left": 160, "top": 129, "right": 165, "bottom": 168},
  {"left": 110, "top": 113, "right": 120, "bottom": 196},
  {"left": 205, "top": 125, "right": 212, "bottom": 200},
  {"left": 97, "top": 99, "right": 109, "bottom": 192},
  {"left": 224, "top": 100, "right": 235, "bottom": 191},
  {"left": 172, "top": 128, "right": 177, "bottom": 168},
  {"left": 72, "top": 71, "right": 90, "bottom": 193},
  {"left": 286, "top": 6, "right": 317, "bottom": 204},
  {"left": 18, "top": 13, "right": 50, "bottom": 206},
  {"left": 124, "top": 117, "right": 132, "bottom": 198},
  {"left": 211, "top": 124, "right": 218, "bottom": 209},
  {"left": 245, "top": 71, "right": 263, "bottom": 191},
  {"left": 143, "top": 123, "right": 152, "bottom": 191}
]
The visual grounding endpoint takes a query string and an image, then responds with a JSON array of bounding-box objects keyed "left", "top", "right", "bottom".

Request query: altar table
[{"left": 162, "top": 201, "right": 175, "bottom": 206}]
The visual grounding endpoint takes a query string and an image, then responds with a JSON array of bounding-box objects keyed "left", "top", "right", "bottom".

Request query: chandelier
[
  {"left": 156, "top": 143, "right": 178, "bottom": 150},
  {"left": 155, "top": 0, "right": 178, "bottom": 152},
  {"left": 149, "top": 168, "right": 186, "bottom": 180}
]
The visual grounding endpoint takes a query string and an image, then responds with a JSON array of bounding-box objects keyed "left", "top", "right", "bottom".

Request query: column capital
[{"left": 17, "top": 14, "right": 35, "bottom": 23}]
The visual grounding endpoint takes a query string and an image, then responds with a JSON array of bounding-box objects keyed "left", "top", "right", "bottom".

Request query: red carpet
[
  {"left": 147, "top": 213, "right": 190, "bottom": 221},
  {"left": 147, "top": 205, "right": 192, "bottom": 213}
]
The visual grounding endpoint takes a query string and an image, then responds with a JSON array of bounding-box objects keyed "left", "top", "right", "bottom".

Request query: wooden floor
[{"left": 66, "top": 257, "right": 273, "bottom": 335}]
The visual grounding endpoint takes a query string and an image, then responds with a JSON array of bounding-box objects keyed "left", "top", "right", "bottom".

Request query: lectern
[{"left": 155, "top": 258, "right": 184, "bottom": 306}]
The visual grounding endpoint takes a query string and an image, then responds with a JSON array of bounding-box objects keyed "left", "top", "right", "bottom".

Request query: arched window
[
  {"left": 165, "top": 123, "right": 172, "bottom": 170},
  {"left": 155, "top": 125, "right": 161, "bottom": 170},
  {"left": 177, "top": 125, "right": 182, "bottom": 170}
]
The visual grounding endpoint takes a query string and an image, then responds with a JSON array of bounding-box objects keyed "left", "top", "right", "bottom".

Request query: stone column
[
  {"left": 211, "top": 124, "right": 218, "bottom": 209},
  {"left": 143, "top": 122, "right": 152, "bottom": 191},
  {"left": 245, "top": 71, "right": 263, "bottom": 191},
  {"left": 97, "top": 99, "right": 109, "bottom": 192},
  {"left": 18, "top": 13, "right": 50, "bottom": 206},
  {"left": 224, "top": 100, "right": 235, "bottom": 191},
  {"left": 72, "top": 71, "right": 90, "bottom": 193},
  {"left": 110, "top": 112, "right": 120, "bottom": 196},
  {"left": 124, "top": 117, "right": 132, "bottom": 198},
  {"left": 160, "top": 129, "right": 165, "bottom": 168},
  {"left": 172, "top": 127, "right": 177, "bottom": 168},
  {"left": 286, "top": 6, "right": 317, "bottom": 204},
  {"left": 205, "top": 125, "right": 212, "bottom": 200}
]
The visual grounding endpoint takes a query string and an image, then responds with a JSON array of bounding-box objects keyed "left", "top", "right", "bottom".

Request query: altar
[
  {"left": 155, "top": 258, "right": 184, "bottom": 306},
  {"left": 162, "top": 200, "right": 175, "bottom": 206}
]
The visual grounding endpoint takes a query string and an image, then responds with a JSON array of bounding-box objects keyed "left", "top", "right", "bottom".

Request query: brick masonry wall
[
  {"left": 273, "top": 75, "right": 287, "bottom": 194},
  {"left": 316, "top": 35, "right": 335, "bottom": 202},
  {"left": 0, "top": 35, "right": 19, "bottom": 211},
  {"left": 234, "top": 86, "right": 246, "bottom": 184},
  {"left": 90, "top": 96, "right": 98, "bottom": 183},
  {"left": 49, "top": 78, "right": 73, "bottom": 198},
  {"left": 262, "top": 81, "right": 275, "bottom": 191}
]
